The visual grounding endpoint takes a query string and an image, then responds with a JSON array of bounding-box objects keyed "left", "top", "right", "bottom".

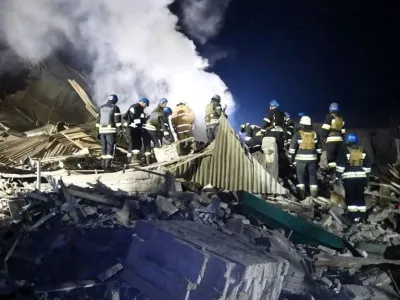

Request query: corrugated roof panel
[{"left": 175, "top": 117, "right": 285, "bottom": 194}]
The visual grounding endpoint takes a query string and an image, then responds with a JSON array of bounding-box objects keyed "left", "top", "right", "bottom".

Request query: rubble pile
[{"left": 0, "top": 168, "right": 399, "bottom": 300}]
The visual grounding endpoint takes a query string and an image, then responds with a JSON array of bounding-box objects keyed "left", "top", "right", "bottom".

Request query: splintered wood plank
[{"left": 60, "top": 132, "right": 85, "bottom": 150}]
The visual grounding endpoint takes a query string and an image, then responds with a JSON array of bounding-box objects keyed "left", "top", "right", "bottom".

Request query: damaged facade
[{"left": 1, "top": 57, "right": 400, "bottom": 300}]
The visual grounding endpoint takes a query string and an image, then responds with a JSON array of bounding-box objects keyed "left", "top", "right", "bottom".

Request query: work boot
[
  {"left": 297, "top": 188, "right": 306, "bottom": 200},
  {"left": 144, "top": 153, "right": 152, "bottom": 165},
  {"left": 104, "top": 159, "right": 112, "bottom": 172},
  {"left": 131, "top": 153, "right": 141, "bottom": 166}
]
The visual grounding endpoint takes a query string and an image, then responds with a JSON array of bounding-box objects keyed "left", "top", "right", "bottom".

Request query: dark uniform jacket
[
  {"left": 123, "top": 103, "right": 145, "bottom": 129},
  {"left": 321, "top": 113, "right": 346, "bottom": 142},
  {"left": 284, "top": 117, "right": 295, "bottom": 142},
  {"left": 261, "top": 108, "right": 285, "bottom": 135},
  {"left": 96, "top": 101, "right": 122, "bottom": 134},
  {"left": 240, "top": 123, "right": 262, "bottom": 140},
  {"left": 336, "top": 145, "right": 372, "bottom": 180},
  {"left": 288, "top": 128, "right": 322, "bottom": 161},
  {"left": 205, "top": 100, "right": 222, "bottom": 126},
  {"left": 145, "top": 107, "right": 170, "bottom": 132}
]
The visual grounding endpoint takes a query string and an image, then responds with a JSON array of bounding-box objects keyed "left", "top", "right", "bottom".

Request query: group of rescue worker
[
  {"left": 96, "top": 95, "right": 196, "bottom": 169},
  {"left": 240, "top": 100, "right": 372, "bottom": 223}
]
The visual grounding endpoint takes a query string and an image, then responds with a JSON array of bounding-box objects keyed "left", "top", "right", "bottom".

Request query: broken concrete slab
[
  {"left": 123, "top": 220, "right": 288, "bottom": 300},
  {"left": 261, "top": 137, "right": 279, "bottom": 180},
  {"left": 153, "top": 143, "right": 180, "bottom": 163}
]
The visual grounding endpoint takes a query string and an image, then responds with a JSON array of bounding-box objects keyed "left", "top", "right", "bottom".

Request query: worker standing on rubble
[
  {"left": 336, "top": 133, "right": 371, "bottom": 222},
  {"left": 261, "top": 100, "right": 285, "bottom": 152},
  {"left": 171, "top": 101, "right": 196, "bottom": 154},
  {"left": 205, "top": 95, "right": 226, "bottom": 143},
  {"left": 142, "top": 106, "right": 174, "bottom": 164},
  {"left": 283, "top": 112, "right": 295, "bottom": 149},
  {"left": 321, "top": 103, "right": 346, "bottom": 178},
  {"left": 288, "top": 116, "right": 322, "bottom": 199},
  {"left": 123, "top": 97, "right": 149, "bottom": 165},
  {"left": 96, "top": 94, "right": 122, "bottom": 171},
  {"left": 240, "top": 122, "right": 263, "bottom": 153}
]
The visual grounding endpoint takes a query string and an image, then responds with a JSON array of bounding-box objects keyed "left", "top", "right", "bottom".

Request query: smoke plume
[{"left": 0, "top": 0, "right": 235, "bottom": 139}]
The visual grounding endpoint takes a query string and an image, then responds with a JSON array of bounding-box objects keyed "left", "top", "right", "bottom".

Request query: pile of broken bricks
[{"left": 0, "top": 173, "right": 399, "bottom": 299}]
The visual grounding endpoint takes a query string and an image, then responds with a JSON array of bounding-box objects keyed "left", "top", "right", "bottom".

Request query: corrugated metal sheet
[{"left": 175, "top": 117, "right": 285, "bottom": 194}]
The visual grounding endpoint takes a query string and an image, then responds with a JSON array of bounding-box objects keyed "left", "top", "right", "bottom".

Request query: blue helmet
[
  {"left": 284, "top": 112, "right": 290, "bottom": 118},
  {"left": 298, "top": 112, "right": 305, "bottom": 117},
  {"left": 139, "top": 97, "right": 149, "bottom": 107},
  {"left": 159, "top": 98, "right": 168, "bottom": 104},
  {"left": 345, "top": 132, "right": 358, "bottom": 144},
  {"left": 329, "top": 102, "right": 339, "bottom": 112},
  {"left": 163, "top": 107, "right": 172, "bottom": 115},
  {"left": 269, "top": 99, "right": 279, "bottom": 108},
  {"left": 108, "top": 94, "right": 118, "bottom": 103}
]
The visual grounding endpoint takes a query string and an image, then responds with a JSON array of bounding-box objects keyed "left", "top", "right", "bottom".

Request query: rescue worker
[
  {"left": 240, "top": 122, "right": 263, "bottom": 153},
  {"left": 96, "top": 94, "right": 122, "bottom": 171},
  {"left": 336, "top": 132, "right": 372, "bottom": 222},
  {"left": 261, "top": 99, "right": 285, "bottom": 152},
  {"left": 288, "top": 116, "right": 322, "bottom": 199},
  {"left": 295, "top": 112, "right": 306, "bottom": 130},
  {"left": 283, "top": 112, "right": 295, "bottom": 149},
  {"left": 171, "top": 101, "right": 195, "bottom": 140},
  {"left": 143, "top": 106, "right": 174, "bottom": 163},
  {"left": 123, "top": 97, "right": 149, "bottom": 165},
  {"left": 205, "top": 95, "right": 226, "bottom": 142},
  {"left": 321, "top": 102, "right": 346, "bottom": 176}
]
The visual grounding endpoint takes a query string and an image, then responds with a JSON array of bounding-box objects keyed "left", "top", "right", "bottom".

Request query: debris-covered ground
[{"left": 0, "top": 160, "right": 400, "bottom": 300}]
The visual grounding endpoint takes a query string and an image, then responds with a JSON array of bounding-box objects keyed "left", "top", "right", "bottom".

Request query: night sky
[{"left": 206, "top": 1, "right": 400, "bottom": 129}]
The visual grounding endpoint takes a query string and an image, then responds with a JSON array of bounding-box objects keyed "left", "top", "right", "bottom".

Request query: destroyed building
[{"left": 1, "top": 55, "right": 400, "bottom": 300}]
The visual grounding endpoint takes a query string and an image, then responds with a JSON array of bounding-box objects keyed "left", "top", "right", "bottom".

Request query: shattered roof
[{"left": 175, "top": 117, "right": 286, "bottom": 194}]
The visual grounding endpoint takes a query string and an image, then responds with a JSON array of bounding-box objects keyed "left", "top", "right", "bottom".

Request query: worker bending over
[
  {"left": 262, "top": 99, "right": 285, "bottom": 152},
  {"left": 336, "top": 133, "right": 372, "bottom": 222},
  {"left": 171, "top": 101, "right": 196, "bottom": 154},
  {"left": 289, "top": 116, "right": 322, "bottom": 199},
  {"left": 240, "top": 122, "right": 263, "bottom": 153},
  {"left": 283, "top": 112, "right": 295, "bottom": 149}
]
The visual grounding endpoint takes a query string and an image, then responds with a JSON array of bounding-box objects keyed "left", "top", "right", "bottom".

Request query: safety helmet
[
  {"left": 329, "top": 102, "right": 339, "bottom": 112},
  {"left": 159, "top": 98, "right": 168, "bottom": 104},
  {"left": 211, "top": 95, "right": 221, "bottom": 102},
  {"left": 299, "top": 116, "right": 312, "bottom": 126},
  {"left": 108, "top": 94, "right": 118, "bottom": 103},
  {"left": 177, "top": 101, "right": 187, "bottom": 106},
  {"left": 139, "top": 97, "right": 149, "bottom": 107},
  {"left": 298, "top": 112, "right": 305, "bottom": 117},
  {"left": 163, "top": 107, "right": 173, "bottom": 115},
  {"left": 284, "top": 112, "right": 290, "bottom": 118},
  {"left": 269, "top": 99, "right": 280, "bottom": 108},
  {"left": 345, "top": 132, "right": 358, "bottom": 144}
]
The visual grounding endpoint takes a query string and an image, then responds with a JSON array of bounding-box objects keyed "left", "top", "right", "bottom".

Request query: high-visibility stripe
[
  {"left": 310, "top": 185, "right": 318, "bottom": 190},
  {"left": 295, "top": 154, "right": 317, "bottom": 160},
  {"left": 357, "top": 206, "right": 366, "bottom": 212},
  {"left": 347, "top": 206, "right": 358, "bottom": 212},
  {"left": 341, "top": 128, "right": 346, "bottom": 134},
  {"left": 114, "top": 113, "right": 121, "bottom": 116},
  {"left": 336, "top": 166, "right": 345, "bottom": 172},
  {"left": 327, "top": 136, "right": 343, "bottom": 142},
  {"left": 328, "top": 162, "right": 337, "bottom": 168},
  {"left": 288, "top": 148, "right": 296, "bottom": 154},
  {"left": 296, "top": 184, "right": 305, "bottom": 189},
  {"left": 363, "top": 167, "right": 371, "bottom": 173},
  {"left": 101, "top": 154, "right": 114, "bottom": 159},
  {"left": 342, "top": 171, "right": 367, "bottom": 179},
  {"left": 322, "top": 124, "right": 330, "bottom": 130},
  {"left": 316, "top": 149, "right": 322, "bottom": 153},
  {"left": 263, "top": 118, "right": 271, "bottom": 123},
  {"left": 96, "top": 123, "right": 100, "bottom": 128}
]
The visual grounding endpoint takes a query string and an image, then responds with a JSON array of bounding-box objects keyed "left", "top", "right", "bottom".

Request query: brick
[{"left": 123, "top": 221, "right": 288, "bottom": 300}]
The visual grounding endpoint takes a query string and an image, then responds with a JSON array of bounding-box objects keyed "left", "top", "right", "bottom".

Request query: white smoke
[
  {"left": 0, "top": 0, "right": 235, "bottom": 139},
  {"left": 179, "top": 0, "right": 233, "bottom": 44}
]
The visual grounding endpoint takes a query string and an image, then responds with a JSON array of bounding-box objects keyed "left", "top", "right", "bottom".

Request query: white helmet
[{"left": 299, "top": 116, "right": 312, "bottom": 126}]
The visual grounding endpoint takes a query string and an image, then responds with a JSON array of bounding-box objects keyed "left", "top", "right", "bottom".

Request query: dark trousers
[
  {"left": 206, "top": 124, "right": 218, "bottom": 143},
  {"left": 127, "top": 127, "right": 142, "bottom": 154},
  {"left": 296, "top": 160, "right": 318, "bottom": 196},
  {"left": 246, "top": 136, "right": 262, "bottom": 153},
  {"left": 143, "top": 129, "right": 161, "bottom": 151},
  {"left": 326, "top": 141, "right": 342, "bottom": 169},
  {"left": 343, "top": 178, "right": 367, "bottom": 220},
  {"left": 100, "top": 133, "right": 116, "bottom": 169}
]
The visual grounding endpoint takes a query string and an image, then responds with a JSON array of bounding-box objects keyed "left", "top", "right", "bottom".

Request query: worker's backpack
[
  {"left": 330, "top": 113, "right": 344, "bottom": 130},
  {"left": 347, "top": 146, "right": 364, "bottom": 166},
  {"left": 299, "top": 130, "right": 315, "bottom": 150}
]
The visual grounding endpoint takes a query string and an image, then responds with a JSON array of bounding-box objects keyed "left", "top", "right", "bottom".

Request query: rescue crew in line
[
  {"left": 123, "top": 97, "right": 149, "bottom": 165},
  {"left": 239, "top": 122, "right": 263, "bottom": 153},
  {"left": 142, "top": 106, "right": 175, "bottom": 164},
  {"left": 171, "top": 101, "right": 195, "bottom": 140},
  {"left": 96, "top": 94, "right": 122, "bottom": 171},
  {"left": 261, "top": 99, "right": 286, "bottom": 152},
  {"left": 288, "top": 116, "right": 322, "bottom": 199},
  {"left": 336, "top": 132, "right": 372, "bottom": 222},
  {"left": 321, "top": 102, "right": 346, "bottom": 175},
  {"left": 283, "top": 112, "right": 295, "bottom": 149},
  {"left": 171, "top": 101, "right": 196, "bottom": 154},
  {"left": 205, "top": 95, "right": 225, "bottom": 143}
]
